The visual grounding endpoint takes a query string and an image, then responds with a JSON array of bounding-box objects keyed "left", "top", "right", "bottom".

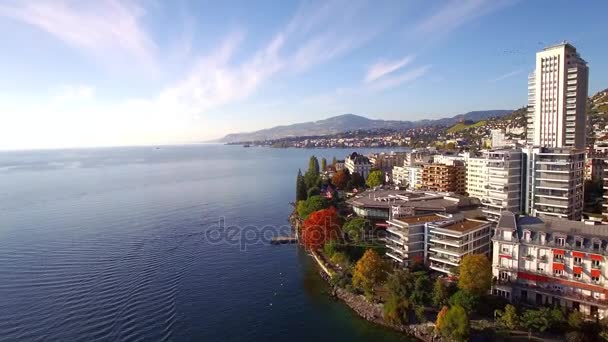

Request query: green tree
[
  {"left": 296, "top": 169, "right": 307, "bottom": 201},
  {"left": 385, "top": 269, "right": 416, "bottom": 299},
  {"left": 307, "top": 186, "right": 320, "bottom": 198},
  {"left": 352, "top": 249, "right": 389, "bottom": 297},
  {"left": 342, "top": 217, "right": 369, "bottom": 242},
  {"left": 521, "top": 308, "right": 552, "bottom": 333},
  {"left": 449, "top": 290, "right": 479, "bottom": 314},
  {"left": 321, "top": 158, "right": 327, "bottom": 172},
  {"left": 384, "top": 294, "right": 412, "bottom": 325},
  {"left": 308, "top": 155, "right": 320, "bottom": 175},
  {"left": 567, "top": 310, "right": 584, "bottom": 330},
  {"left": 323, "top": 240, "right": 338, "bottom": 258},
  {"left": 347, "top": 172, "right": 365, "bottom": 190},
  {"left": 495, "top": 304, "right": 519, "bottom": 330},
  {"left": 432, "top": 278, "right": 449, "bottom": 308},
  {"left": 410, "top": 273, "right": 431, "bottom": 306},
  {"left": 296, "top": 195, "right": 329, "bottom": 219},
  {"left": 332, "top": 156, "right": 337, "bottom": 166},
  {"left": 366, "top": 170, "right": 384, "bottom": 188},
  {"left": 304, "top": 156, "right": 321, "bottom": 189},
  {"left": 440, "top": 305, "right": 470, "bottom": 342},
  {"left": 458, "top": 254, "right": 492, "bottom": 296}
]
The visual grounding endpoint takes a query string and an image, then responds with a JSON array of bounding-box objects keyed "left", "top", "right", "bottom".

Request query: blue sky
[{"left": 1, "top": 0, "right": 607, "bottom": 149}]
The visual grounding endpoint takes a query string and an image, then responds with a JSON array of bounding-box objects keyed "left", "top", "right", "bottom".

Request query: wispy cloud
[
  {"left": 368, "top": 65, "right": 431, "bottom": 91},
  {"left": 0, "top": 0, "right": 158, "bottom": 72},
  {"left": 365, "top": 56, "right": 415, "bottom": 83},
  {"left": 416, "top": 0, "right": 514, "bottom": 36},
  {"left": 490, "top": 69, "right": 523, "bottom": 82}
]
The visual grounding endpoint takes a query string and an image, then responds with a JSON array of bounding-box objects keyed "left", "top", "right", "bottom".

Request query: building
[
  {"left": 404, "top": 150, "right": 434, "bottom": 166},
  {"left": 522, "top": 147, "right": 585, "bottom": 221},
  {"left": 604, "top": 161, "right": 608, "bottom": 222},
  {"left": 368, "top": 152, "right": 408, "bottom": 175},
  {"left": 346, "top": 189, "right": 480, "bottom": 220},
  {"left": 481, "top": 149, "right": 524, "bottom": 221},
  {"left": 491, "top": 129, "right": 507, "bottom": 148},
  {"left": 526, "top": 43, "right": 589, "bottom": 149},
  {"left": 392, "top": 165, "right": 423, "bottom": 189},
  {"left": 492, "top": 212, "right": 608, "bottom": 318},
  {"left": 427, "top": 217, "right": 492, "bottom": 274},
  {"left": 385, "top": 214, "right": 447, "bottom": 267},
  {"left": 465, "top": 154, "right": 487, "bottom": 200},
  {"left": 345, "top": 152, "right": 372, "bottom": 180},
  {"left": 584, "top": 157, "right": 604, "bottom": 182},
  {"left": 334, "top": 160, "right": 345, "bottom": 172},
  {"left": 421, "top": 162, "right": 466, "bottom": 194}
]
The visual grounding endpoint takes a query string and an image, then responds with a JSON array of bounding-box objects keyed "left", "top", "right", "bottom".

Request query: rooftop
[
  {"left": 435, "top": 219, "right": 488, "bottom": 233},
  {"left": 393, "top": 214, "right": 444, "bottom": 225},
  {"left": 346, "top": 189, "right": 480, "bottom": 211}
]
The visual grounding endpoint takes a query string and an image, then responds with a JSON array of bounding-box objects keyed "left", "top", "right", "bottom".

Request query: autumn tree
[
  {"left": 301, "top": 207, "right": 340, "bottom": 249},
  {"left": 366, "top": 170, "right": 384, "bottom": 188},
  {"left": 331, "top": 170, "right": 350, "bottom": 190},
  {"left": 352, "top": 249, "right": 388, "bottom": 297},
  {"left": 435, "top": 306, "right": 449, "bottom": 332},
  {"left": 297, "top": 195, "right": 329, "bottom": 219},
  {"left": 458, "top": 254, "right": 492, "bottom": 296},
  {"left": 440, "top": 305, "right": 470, "bottom": 342},
  {"left": 296, "top": 169, "right": 307, "bottom": 201}
]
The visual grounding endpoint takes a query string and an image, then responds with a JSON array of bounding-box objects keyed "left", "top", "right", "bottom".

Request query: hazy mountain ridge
[{"left": 219, "top": 110, "right": 513, "bottom": 143}]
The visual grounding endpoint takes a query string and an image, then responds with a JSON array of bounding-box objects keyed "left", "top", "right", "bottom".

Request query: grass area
[
  {"left": 447, "top": 120, "right": 487, "bottom": 133},
  {"left": 597, "top": 103, "right": 608, "bottom": 113}
]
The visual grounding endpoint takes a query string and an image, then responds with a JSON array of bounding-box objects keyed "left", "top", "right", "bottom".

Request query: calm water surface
[{"left": 0, "top": 145, "right": 411, "bottom": 341}]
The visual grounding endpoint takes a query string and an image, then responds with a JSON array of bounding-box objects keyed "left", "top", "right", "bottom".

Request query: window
[
  {"left": 592, "top": 260, "right": 601, "bottom": 268},
  {"left": 557, "top": 237, "right": 565, "bottom": 246},
  {"left": 554, "top": 254, "right": 564, "bottom": 262},
  {"left": 554, "top": 269, "right": 563, "bottom": 276},
  {"left": 593, "top": 241, "right": 601, "bottom": 250},
  {"left": 502, "top": 245, "right": 509, "bottom": 253},
  {"left": 574, "top": 257, "right": 582, "bottom": 265},
  {"left": 592, "top": 275, "right": 600, "bottom": 282},
  {"left": 574, "top": 272, "right": 582, "bottom": 279},
  {"left": 575, "top": 239, "right": 583, "bottom": 248}
]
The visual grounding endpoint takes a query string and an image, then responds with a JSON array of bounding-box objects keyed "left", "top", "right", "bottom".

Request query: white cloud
[
  {"left": 416, "top": 0, "right": 514, "bottom": 36},
  {"left": 0, "top": 0, "right": 158, "bottom": 72},
  {"left": 53, "top": 85, "right": 95, "bottom": 103},
  {"left": 368, "top": 65, "right": 431, "bottom": 91},
  {"left": 365, "top": 56, "right": 415, "bottom": 83},
  {"left": 490, "top": 69, "right": 523, "bottom": 82}
]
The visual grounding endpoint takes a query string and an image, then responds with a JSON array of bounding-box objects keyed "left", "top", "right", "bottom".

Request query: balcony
[{"left": 429, "top": 253, "right": 460, "bottom": 266}]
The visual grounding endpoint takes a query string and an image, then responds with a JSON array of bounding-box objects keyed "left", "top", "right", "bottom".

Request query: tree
[
  {"left": 342, "top": 217, "right": 369, "bottom": 242},
  {"left": 410, "top": 273, "right": 431, "bottom": 306},
  {"left": 332, "top": 156, "right": 337, "bottom": 166},
  {"left": 348, "top": 172, "right": 365, "bottom": 190},
  {"left": 321, "top": 158, "right": 327, "bottom": 172},
  {"left": 297, "top": 195, "right": 330, "bottom": 219},
  {"left": 458, "top": 254, "right": 492, "bottom": 296},
  {"left": 296, "top": 169, "right": 307, "bottom": 202},
  {"left": 301, "top": 207, "right": 340, "bottom": 249},
  {"left": 366, "top": 170, "right": 384, "bottom": 188},
  {"left": 496, "top": 304, "right": 519, "bottom": 330},
  {"left": 308, "top": 155, "right": 320, "bottom": 175},
  {"left": 307, "top": 186, "right": 320, "bottom": 198},
  {"left": 352, "top": 249, "right": 388, "bottom": 297},
  {"left": 331, "top": 170, "right": 350, "bottom": 190},
  {"left": 432, "top": 278, "right": 449, "bottom": 308},
  {"left": 449, "top": 290, "right": 479, "bottom": 314},
  {"left": 384, "top": 294, "right": 412, "bottom": 325},
  {"left": 440, "top": 305, "right": 470, "bottom": 342},
  {"left": 567, "top": 310, "right": 584, "bottom": 330},
  {"left": 435, "top": 306, "right": 449, "bottom": 332},
  {"left": 385, "top": 269, "right": 416, "bottom": 299},
  {"left": 304, "top": 156, "right": 321, "bottom": 189},
  {"left": 520, "top": 308, "right": 552, "bottom": 333}
]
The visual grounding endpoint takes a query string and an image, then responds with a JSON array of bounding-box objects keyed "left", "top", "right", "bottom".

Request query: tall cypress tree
[
  {"left": 296, "top": 169, "right": 307, "bottom": 202},
  {"left": 332, "top": 156, "right": 337, "bottom": 166},
  {"left": 321, "top": 158, "right": 327, "bottom": 172},
  {"left": 308, "top": 156, "right": 320, "bottom": 175}
]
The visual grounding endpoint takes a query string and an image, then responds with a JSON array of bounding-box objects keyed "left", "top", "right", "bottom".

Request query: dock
[{"left": 270, "top": 236, "right": 298, "bottom": 245}]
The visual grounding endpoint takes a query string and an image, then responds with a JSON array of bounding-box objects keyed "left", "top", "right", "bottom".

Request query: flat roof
[
  {"left": 394, "top": 214, "right": 444, "bottom": 225},
  {"left": 437, "top": 219, "right": 487, "bottom": 233}
]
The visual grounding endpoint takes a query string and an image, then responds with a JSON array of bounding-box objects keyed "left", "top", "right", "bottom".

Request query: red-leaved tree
[
  {"left": 301, "top": 207, "right": 341, "bottom": 249},
  {"left": 331, "top": 170, "right": 349, "bottom": 190}
]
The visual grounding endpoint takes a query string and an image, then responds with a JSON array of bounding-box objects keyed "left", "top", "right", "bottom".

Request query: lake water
[{"left": 0, "top": 144, "right": 412, "bottom": 341}]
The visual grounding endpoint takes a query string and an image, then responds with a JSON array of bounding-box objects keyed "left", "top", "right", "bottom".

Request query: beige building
[
  {"left": 345, "top": 152, "right": 372, "bottom": 180},
  {"left": 421, "top": 162, "right": 466, "bottom": 194},
  {"left": 492, "top": 212, "right": 608, "bottom": 318}
]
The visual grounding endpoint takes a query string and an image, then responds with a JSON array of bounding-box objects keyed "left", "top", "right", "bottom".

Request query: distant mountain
[{"left": 218, "top": 110, "right": 513, "bottom": 143}]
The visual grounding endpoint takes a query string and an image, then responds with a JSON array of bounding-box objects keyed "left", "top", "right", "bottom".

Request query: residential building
[
  {"left": 491, "top": 129, "right": 507, "bottom": 148},
  {"left": 404, "top": 150, "right": 434, "bottom": 166},
  {"left": 368, "top": 152, "right": 408, "bottom": 175},
  {"left": 346, "top": 189, "right": 480, "bottom": 220},
  {"left": 492, "top": 212, "right": 608, "bottom": 318},
  {"left": 481, "top": 149, "right": 524, "bottom": 221},
  {"left": 522, "top": 147, "right": 585, "bottom": 220},
  {"left": 392, "top": 165, "right": 423, "bottom": 189},
  {"left": 385, "top": 214, "right": 446, "bottom": 267},
  {"left": 345, "top": 152, "right": 372, "bottom": 180},
  {"left": 421, "top": 162, "right": 466, "bottom": 194},
  {"left": 334, "top": 160, "right": 345, "bottom": 172},
  {"left": 526, "top": 43, "right": 589, "bottom": 149},
  {"left": 427, "top": 217, "right": 492, "bottom": 274},
  {"left": 584, "top": 157, "right": 604, "bottom": 182},
  {"left": 465, "top": 154, "right": 487, "bottom": 200},
  {"left": 604, "top": 161, "right": 608, "bottom": 222}
]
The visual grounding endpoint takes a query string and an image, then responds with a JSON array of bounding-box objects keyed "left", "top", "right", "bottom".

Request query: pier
[{"left": 270, "top": 236, "right": 298, "bottom": 245}]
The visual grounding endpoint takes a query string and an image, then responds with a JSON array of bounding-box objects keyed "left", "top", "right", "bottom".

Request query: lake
[{"left": 0, "top": 144, "right": 412, "bottom": 341}]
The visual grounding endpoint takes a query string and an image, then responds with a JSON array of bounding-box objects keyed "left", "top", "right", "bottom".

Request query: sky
[{"left": 1, "top": 0, "right": 607, "bottom": 150}]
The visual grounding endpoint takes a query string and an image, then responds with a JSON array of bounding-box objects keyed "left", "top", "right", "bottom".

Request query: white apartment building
[
  {"left": 392, "top": 165, "right": 423, "bottom": 189},
  {"left": 522, "top": 146, "right": 585, "bottom": 221},
  {"left": 491, "top": 129, "right": 507, "bottom": 148},
  {"left": 492, "top": 212, "right": 608, "bottom": 318},
  {"left": 385, "top": 214, "right": 447, "bottom": 267},
  {"left": 465, "top": 149, "right": 524, "bottom": 221},
  {"left": 527, "top": 43, "right": 589, "bottom": 149},
  {"left": 427, "top": 218, "right": 492, "bottom": 275},
  {"left": 345, "top": 152, "right": 372, "bottom": 180}
]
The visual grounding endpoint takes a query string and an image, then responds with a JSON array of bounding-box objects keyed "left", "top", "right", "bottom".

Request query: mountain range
[{"left": 218, "top": 110, "right": 514, "bottom": 143}]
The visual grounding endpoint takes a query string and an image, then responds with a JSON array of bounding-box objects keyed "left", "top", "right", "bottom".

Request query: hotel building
[{"left": 492, "top": 212, "right": 608, "bottom": 318}]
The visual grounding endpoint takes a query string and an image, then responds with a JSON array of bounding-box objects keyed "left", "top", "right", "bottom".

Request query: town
[{"left": 291, "top": 43, "right": 608, "bottom": 341}]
